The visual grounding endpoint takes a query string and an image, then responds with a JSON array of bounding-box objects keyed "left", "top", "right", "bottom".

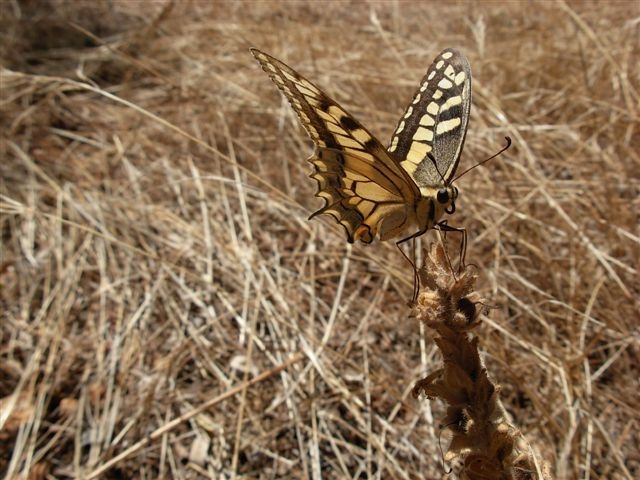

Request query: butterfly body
[{"left": 252, "top": 48, "right": 471, "bottom": 244}]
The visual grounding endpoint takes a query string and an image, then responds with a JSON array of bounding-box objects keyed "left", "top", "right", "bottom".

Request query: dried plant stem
[{"left": 412, "top": 243, "right": 548, "bottom": 480}]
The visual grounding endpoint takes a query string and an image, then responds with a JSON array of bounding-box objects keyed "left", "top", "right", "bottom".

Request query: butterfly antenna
[
  {"left": 427, "top": 152, "right": 448, "bottom": 184},
  {"left": 452, "top": 136, "right": 511, "bottom": 183}
]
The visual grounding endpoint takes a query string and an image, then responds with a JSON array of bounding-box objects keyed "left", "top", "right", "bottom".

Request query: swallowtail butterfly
[{"left": 251, "top": 48, "right": 471, "bottom": 244}]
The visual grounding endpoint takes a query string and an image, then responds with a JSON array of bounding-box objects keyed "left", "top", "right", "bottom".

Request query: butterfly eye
[{"left": 436, "top": 188, "right": 450, "bottom": 204}]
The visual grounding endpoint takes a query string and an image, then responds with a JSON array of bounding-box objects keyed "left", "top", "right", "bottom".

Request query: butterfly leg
[
  {"left": 435, "top": 222, "right": 467, "bottom": 275},
  {"left": 395, "top": 239, "right": 420, "bottom": 304}
]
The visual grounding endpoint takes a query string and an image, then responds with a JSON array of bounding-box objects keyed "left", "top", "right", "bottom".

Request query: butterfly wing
[
  {"left": 388, "top": 48, "right": 471, "bottom": 188},
  {"left": 252, "top": 48, "right": 422, "bottom": 243}
]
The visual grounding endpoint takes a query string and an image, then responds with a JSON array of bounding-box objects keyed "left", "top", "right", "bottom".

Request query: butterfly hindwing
[
  {"left": 310, "top": 148, "right": 421, "bottom": 243},
  {"left": 251, "top": 48, "right": 421, "bottom": 243},
  {"left": 388, "top": 49, "right": 471, "bottom": 188}
]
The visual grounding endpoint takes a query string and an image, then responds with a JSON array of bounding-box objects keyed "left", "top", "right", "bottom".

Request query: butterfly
[{"left": 251, "top": 47, "right": 471, "bottom": 245}]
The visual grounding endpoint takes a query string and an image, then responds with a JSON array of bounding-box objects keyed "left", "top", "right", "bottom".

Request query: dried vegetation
[{"left": 1, "top": 1, "right": 638, "bottom": 479}]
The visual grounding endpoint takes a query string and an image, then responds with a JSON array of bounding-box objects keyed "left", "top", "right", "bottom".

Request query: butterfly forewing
[
  {"left": 251, "top": 48, "right": 421, "bottom": 243},
  {"left": 388, "top": 49, "right": 471, "bottom": 188}
]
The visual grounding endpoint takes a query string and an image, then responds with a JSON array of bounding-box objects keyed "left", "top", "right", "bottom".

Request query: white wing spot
[
  {"left": 400, "top": 160, "right": 417, "bottom": 174},
  {"left": 433, "top": 89, "right": 443, "bottom": 100},
  {"left": 389, "top": 136, "right": 399, "bottom": 151},
  {"left": 412, "top": 93, "right": 422, "bottom": 104},
  {"left": 426, "top": 102, "right": 439, "bottom": 115},
  {"left": 427, "top": 71, "right": 436, "bottom": 80},
  {"left": 438, "top": 78, "right": 453, "bottom": 89},
  {"left": 436, "top": 117, "right": 461, "bottom": 134},
  {"left": 395, "top": 120, "right": 406, "bottom": 134},
  {"left": 413, "top": 126, "right": 434, "bottom": 141},
  {"left": 440, "top": 95, "right": 462, "bottom": 112},
  {"left": 441, "top": 51, "right": 454, "bottom": 60},
  {"left": 404, "top": 105, "right": 414, "bottom": 119},
  {"left": 455, "top": 71, "right": 467, "bottom": 85},
  {"left": 444, "top": 65, "right": 456, "bottom": 78},
  {"left": 419, "top": 114, "right": 435, "bottom": 126},
  {"left": 406, "top": 141, "right": 430, "bottom": 163},
  {"left": 435, "top": 60, "right": 445, "bottom": 70}
]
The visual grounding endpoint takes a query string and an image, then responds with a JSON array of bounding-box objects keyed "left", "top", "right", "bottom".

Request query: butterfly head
[
  {"left": 437, "top": 185, "right": 458, "bottom": 215},
  {"left": 412, "top": 182, "right": 459, "bottom": 241}
]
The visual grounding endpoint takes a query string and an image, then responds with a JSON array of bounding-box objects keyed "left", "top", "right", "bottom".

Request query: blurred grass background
[{"left": 1, "top": 1, "right": 638, "bottom": 478}]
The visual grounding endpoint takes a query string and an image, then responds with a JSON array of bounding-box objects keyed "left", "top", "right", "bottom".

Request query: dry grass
[{"left": 1, "top": 1, "right": 638, "bottom": 479}]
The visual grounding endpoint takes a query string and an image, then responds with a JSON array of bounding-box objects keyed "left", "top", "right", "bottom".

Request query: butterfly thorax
[{"left": 413, "top": 184, "right": 458, "bottom": 235}]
